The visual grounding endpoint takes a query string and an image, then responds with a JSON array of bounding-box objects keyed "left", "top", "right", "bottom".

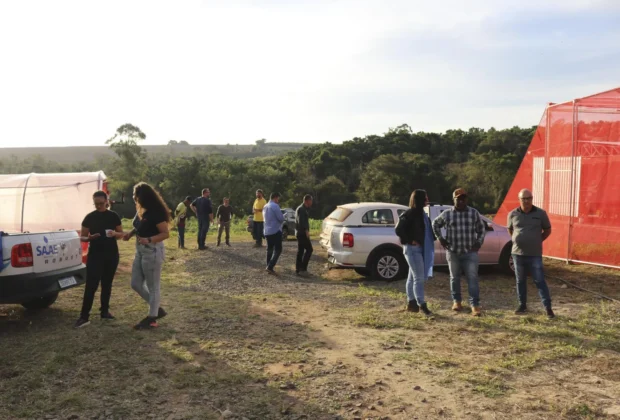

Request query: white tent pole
[{"left": 20, "top": 173, "right": 34, "bottom": 233}]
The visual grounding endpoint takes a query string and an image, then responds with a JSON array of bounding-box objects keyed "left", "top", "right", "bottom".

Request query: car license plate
[{"left": 58, "top": 276, "right": 77, "bottom": 289}]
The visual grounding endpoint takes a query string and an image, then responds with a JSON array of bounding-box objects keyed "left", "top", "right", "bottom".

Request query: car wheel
[
  {"left": 21, "top": 292, "right": 59, "bottom": 310},
  {"left": 371, "top": 250, "right": 406, "bottom": 281},
  {"left": 499, "top": 243, "right": 515, "bottom": 275},
  {"left": 354, "top": 268, "right": 371, "bottom": 277},
  {"left": 282, "top": 226, "right": 289, "bottom": 241}
]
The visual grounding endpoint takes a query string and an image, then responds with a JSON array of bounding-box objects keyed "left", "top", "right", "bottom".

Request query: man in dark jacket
[
  {"left": 295, "top": 194, "right": 313, "bottom": 276},
  {"left": 191, "top": 188, "right": 214, "bottom": 250}
]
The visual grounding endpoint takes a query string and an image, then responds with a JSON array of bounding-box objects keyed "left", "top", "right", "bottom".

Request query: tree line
[{"left": 0, "top": 123, "right": 536, "bottom": 219}]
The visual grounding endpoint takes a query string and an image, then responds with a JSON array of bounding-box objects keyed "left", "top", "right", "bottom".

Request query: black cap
[{"left": 185, "top": 196, "right": 192, "bottom": 202}]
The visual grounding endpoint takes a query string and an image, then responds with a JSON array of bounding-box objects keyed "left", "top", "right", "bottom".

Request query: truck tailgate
[{"left": 31, "top": 232, "right": 83, "bottom": 273}]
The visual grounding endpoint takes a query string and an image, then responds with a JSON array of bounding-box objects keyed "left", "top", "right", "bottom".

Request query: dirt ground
[{"left": 1, "top": 235, "right": 620, "bottom": 420}]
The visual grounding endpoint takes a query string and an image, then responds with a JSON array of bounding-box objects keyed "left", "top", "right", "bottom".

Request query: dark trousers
[
  {"left": 217, "top": 221, "right": 231, "bottom": 244},
  {"left": 513, "top": 255, "right": 552, "bottom": 308},
  {"left": 253, "top": 221, "right": 264, "bottom": 245},
  {"left": 80, "top": 252, "right": 119, "bottom": 320},
  {"left": 197, "top": 218, "right": 209, "bottom": 248},
  {"left": 266, "top": 231, "right": 283, "bottom": 270},
  {"left": 296, "top": 234, "right": 313, "bottom": 272},
  {"left": 178, "top": 226, "right": 185, "bottom": 248}
]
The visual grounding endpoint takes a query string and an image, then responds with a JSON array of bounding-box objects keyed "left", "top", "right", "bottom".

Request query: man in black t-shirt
[
  {"left": 216, "top": 197, "right": 234, "bottom": 246},
  {"left": 74, "top": 191, "right": 123, "bottom": 329},
  {"left": 191, "top": 188, "right": 214, "bottom": 250}
]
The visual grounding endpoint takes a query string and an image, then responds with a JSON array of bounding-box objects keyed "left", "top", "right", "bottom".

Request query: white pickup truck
[
  {"left": 0, "top": 230, "right": 88, "bottom": 309},
  {"left": 0, "top": 171, "right": 106, "bottom": 309}
]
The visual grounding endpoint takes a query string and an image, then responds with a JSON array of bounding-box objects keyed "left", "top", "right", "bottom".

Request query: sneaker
[
  {"left": 514, "top": 304, "right": 527, "bottom": 314},
  {"left": 266, "top": 268, "right": 277, "bottom": 276},
  {"left": 546, "top": 307, "right": 555, "bottom": 319},
  {"left": 74, "top": 318, "right": 90, "bottom": 329},
  {"left": 407, "top": 300, "right": 419, "bottom": 313},
  {"left": 420, "top": 303, "right": 432, "bottom": 316},
  {"left": 472, "top": 306, "right": 482, "bottom": 317},
  {"left": 134, "top": 317, "right": 158, "bottom": 330},
  {"left": 226, "top": 243, "right": 231, "bottom": 247},
  {"left": 216, "top": 242, "right": 221, "bottom": 247},
  {"left": 101, "top": 312, "right": 115, "bottom": 320},
  {"left": 157, "top": 307, "right": 167, "bottom": 319},
  {"left": 452, "top": 301, "right": 463, "bottom": 312}
]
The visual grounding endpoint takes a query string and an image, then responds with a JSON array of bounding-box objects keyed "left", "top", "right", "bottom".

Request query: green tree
[
  {"left": 357, "top": 153, "right": 447, "bottom": 205},
  {"left": 105, "top": 123, "right": 147, "bottom": 199}
]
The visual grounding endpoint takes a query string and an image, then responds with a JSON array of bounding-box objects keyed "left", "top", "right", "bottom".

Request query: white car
[
  {"left": 320, "top": 202, "right": 514, "bottom": 281},
  {"left": 0, "top": 230, "right": 88, "bottom": 309}
]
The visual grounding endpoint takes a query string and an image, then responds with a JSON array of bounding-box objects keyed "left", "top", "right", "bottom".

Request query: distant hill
[{"left": 0, "top": 142, "right": 316, "bottom": 164}]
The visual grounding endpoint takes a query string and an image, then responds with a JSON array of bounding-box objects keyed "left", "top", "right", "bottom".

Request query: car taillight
[
  {"left": 343, "top": 233, "right": 354, "bottom": 248},
  {"left": 11, "top": 243, "right": 33, "bottom": 268},
  {"left": 81, "top": 242, "right": 89, "bottom": 264}
]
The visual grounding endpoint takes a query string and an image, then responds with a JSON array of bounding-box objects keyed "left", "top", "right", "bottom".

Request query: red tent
[{"left": 495, "top": 87, "right": 620, "bottom": 269}]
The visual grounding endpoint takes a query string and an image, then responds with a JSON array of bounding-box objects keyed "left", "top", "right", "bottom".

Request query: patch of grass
[
  {"left": 158, "top": 338, "right": 195, "bottom": 362},
  {"left": 562, "top": 403, "right": 605, "bottom": 419},
  {"left": 394, "top": 351, "right": 458, "bottom": 369},
  {"left": 340, "top": 284, "right": 406, "bottom": 300},
  {"left": 352, "top": 305, "right": 423, "bottom": 330},
  {"left": 459, "top": 374, "right": 510, "bottom": 398}
]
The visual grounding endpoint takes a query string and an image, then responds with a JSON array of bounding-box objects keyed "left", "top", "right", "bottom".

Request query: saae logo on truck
[{"left": 36, "top": 236, "right": 59, "bottom": 257}]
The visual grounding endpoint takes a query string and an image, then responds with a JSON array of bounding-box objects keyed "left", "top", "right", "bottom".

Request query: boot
[
  {"left": 420, "top": 303, "right": 432, "bottom": 316},
  {"left": 514, "top": 303, "right": 527, "bottom": 314},
  {"left": 407, "top": 300, "right": 419, "bottom": 313}
]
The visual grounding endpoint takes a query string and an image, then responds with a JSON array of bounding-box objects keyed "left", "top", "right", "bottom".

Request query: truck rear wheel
[
  {"left": 371, "top": 250, "right": 407, "bottom": 281},
  {"left": 21, "top": 292, "right": 59, "bottom": 310}
]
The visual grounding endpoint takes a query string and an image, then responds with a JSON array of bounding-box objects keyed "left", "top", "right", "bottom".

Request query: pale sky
[{"left": 0, "top": 0, "right": 619, "bottom": 148}]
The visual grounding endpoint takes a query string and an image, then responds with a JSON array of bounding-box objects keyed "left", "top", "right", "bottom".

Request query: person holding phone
[
  {"left": 124, "top": 182, "right": 171, "bottom": 330},
  {"left": 74, "top": 191, "right": 123, "bottom": 328}
]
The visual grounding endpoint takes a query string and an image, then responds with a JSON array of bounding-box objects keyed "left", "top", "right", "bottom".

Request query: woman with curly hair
[{"left": 124, "top": 182, "right": 171, "bottom": 329}]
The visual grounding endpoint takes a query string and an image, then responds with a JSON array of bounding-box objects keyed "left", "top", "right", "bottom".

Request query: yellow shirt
[{"left": 253, "top": 197, "right": 267, "bottom": 222}]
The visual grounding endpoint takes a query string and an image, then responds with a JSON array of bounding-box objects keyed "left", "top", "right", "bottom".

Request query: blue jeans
[
  {"left": 512, "top": 255, "right": 552, "bottom": 308},
  {"left": 253, "top": 221, "right": 264, "bottom": 245},
  {"left": 446, "top": 251, "right": 480, "bottom": 306},
  {"left": 403, "top": 244, "right": 426, "bottom": 305},
  {"left": 197, "top": 218, "right": 209, "bottom": 248},
  {"left": 266, "top": 231, "right": 283, "bottom": 270}
]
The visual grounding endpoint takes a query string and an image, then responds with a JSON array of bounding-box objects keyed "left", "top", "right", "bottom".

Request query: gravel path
[{"left": 183, "top": 240, "right": 360, "bottom": 297}]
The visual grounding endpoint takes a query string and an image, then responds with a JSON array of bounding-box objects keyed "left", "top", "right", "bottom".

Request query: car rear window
[
  {"left": 362, "top": 209, "right": 394, "bottom": 224},
  {"left": 327, "top": 207, "right": 353, "bottom": 222}
]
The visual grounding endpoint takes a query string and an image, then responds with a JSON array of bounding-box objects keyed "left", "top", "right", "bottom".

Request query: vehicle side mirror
[{"left": 109, "top": 193, "right": 125, "bottom": 205}]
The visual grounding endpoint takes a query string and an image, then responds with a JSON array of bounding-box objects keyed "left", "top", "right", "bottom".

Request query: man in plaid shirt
[{"left": 432, "top": 188, "right": 486, "bottom": 316}]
